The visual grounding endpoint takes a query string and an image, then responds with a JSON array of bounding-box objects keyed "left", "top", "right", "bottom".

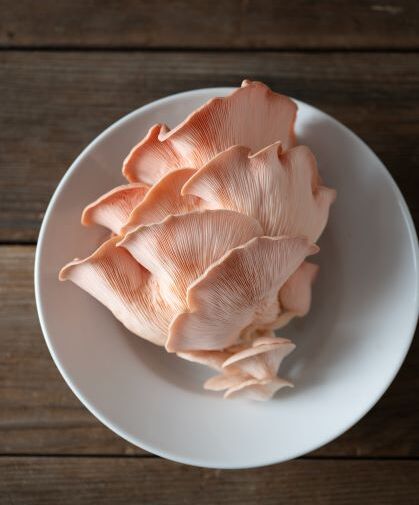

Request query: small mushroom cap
[
  {"left": 81, "top": 183, "right": 149, "bottom": 235},
  {"left": 121, "top": 168, "right": 202, "bottom": 234},
  {"left": 275, "top": 261, "right": 319, "bottom": 329},
  {"left": 183, "top": 332, "right": 296, "bottom": 401},
  {"left": 224, "top": 377, "right": 293, "bottom": 401}
]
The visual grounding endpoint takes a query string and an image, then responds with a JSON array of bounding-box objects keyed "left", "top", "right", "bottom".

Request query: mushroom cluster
[{"left": 60, "top": 80, "right": 336, "bottom": 401}]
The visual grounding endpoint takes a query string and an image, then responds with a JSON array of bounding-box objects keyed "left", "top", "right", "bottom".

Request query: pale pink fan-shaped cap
[
  {"left": 118, "top": 209, "right": 263, "bottom": 308},
  {"left": 123, "top": 80, "right": 297, "bottom": 184},
  {"left": 168, "top": 236, "right": 318, "bottom": 352},
  {"left": 59, "top": 237, "right": 177, "bottom": 346},
  {"left": 183, "top": 142, "right": 336, "bottom": 243},
  {"left": 81, "top": 183, "right": 149, "bottom": 235},
  {"left": 223, "top": 377, "right": 293, "bottom": 401},
  {"left": 121, "top": 168, "right": 204, "bottom": 234},
  {"left": 275, "top": 261, "right": 320, "bottom": 329}
]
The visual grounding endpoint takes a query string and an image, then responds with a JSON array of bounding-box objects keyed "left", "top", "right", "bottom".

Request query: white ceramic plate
[{"left": 35, "top": 88, "right": 419, "bottom": 469}]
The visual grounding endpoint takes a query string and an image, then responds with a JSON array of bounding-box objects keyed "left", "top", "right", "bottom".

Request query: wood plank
[
  {"left": 0, "top": 51, "right": 418, "bottom": 242},
  {"left": 0, "top": 0, "right": 418, "bottom": 49},
  {"left": 0, "top": 245, "right": 418, "bottom": 456},
  {"left": 1, "top": 457, "right": 419, "bottom": 504}
]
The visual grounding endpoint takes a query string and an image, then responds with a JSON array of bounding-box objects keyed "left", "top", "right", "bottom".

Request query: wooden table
[{"left": 1, "top": 1, "right": 418, "bottom": 503}]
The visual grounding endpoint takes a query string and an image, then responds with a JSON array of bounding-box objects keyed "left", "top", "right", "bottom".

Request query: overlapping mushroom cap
[
  {"left": 60, "top": 80, "right": 336, "bottom": 401},
  {"left": 123, "top": 79, "right": 297, "bottom": 185}
]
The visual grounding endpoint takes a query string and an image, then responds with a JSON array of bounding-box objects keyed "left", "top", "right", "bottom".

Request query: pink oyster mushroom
[{"left": 60, "top": 80, "right": 336, "bottom": 400}]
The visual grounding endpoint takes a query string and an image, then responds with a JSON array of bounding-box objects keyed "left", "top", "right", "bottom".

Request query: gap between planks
[{"left": 0, "top": 46, "right": 419, "bottom": 53}]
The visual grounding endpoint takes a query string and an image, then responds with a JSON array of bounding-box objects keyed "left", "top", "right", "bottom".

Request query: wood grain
[
  {"left": 0, "top": 0, "right": 418, "bottom": 49},
  {"left": 1, "top": 457, "right": 419, "bottom": 504},
  {"left": 0, "top": 245, "right": 418, "bottom": 456},
  {"left": 0, "top": 51, "right": 418, "bottom": 242}
]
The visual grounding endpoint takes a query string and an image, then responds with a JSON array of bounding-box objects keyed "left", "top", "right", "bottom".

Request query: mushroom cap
[
  {"left": 81, "top": 183, "right": 149, "bottom": 235},
  {"left": 121, "top": 168, "right": 202, "bottom": 234},
  {"left": 183, "top": 142, "right": 336, "bottom": 243},
  {"left": 275, "top": 261, "right": 320, "bottom": 329},
  {"left": 59, "top": 237, "right": 176, "bottom": 346},
  {"left": 118, "top": 209, "right": 263, "bottom": 308},
  {"left": 181, "top": 332, "right": 296, "bottom": 401},
  {"left": 123, "top": 80, "right": 297, "bottom": 184},
  {"left": 168, "top": 236, "right": 318, "bottom": 352}
]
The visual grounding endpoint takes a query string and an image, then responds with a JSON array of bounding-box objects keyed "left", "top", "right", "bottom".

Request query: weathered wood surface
[
  {"left": 0, "top": 246, "right": 418, "bottom": 457},
  {"left": 0, "top": 51, "right": 418, "bottom": 242},
  {"left": 0, "top": 0, "right": 418, "bottom": 49},
  {"left": 1, "top": 457, "right": 419, "bottom": 505}
]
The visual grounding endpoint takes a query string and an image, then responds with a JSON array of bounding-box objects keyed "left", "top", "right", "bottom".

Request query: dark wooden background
[{"left": 0, "top": 1, "right": 418, "bottom": 503}]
